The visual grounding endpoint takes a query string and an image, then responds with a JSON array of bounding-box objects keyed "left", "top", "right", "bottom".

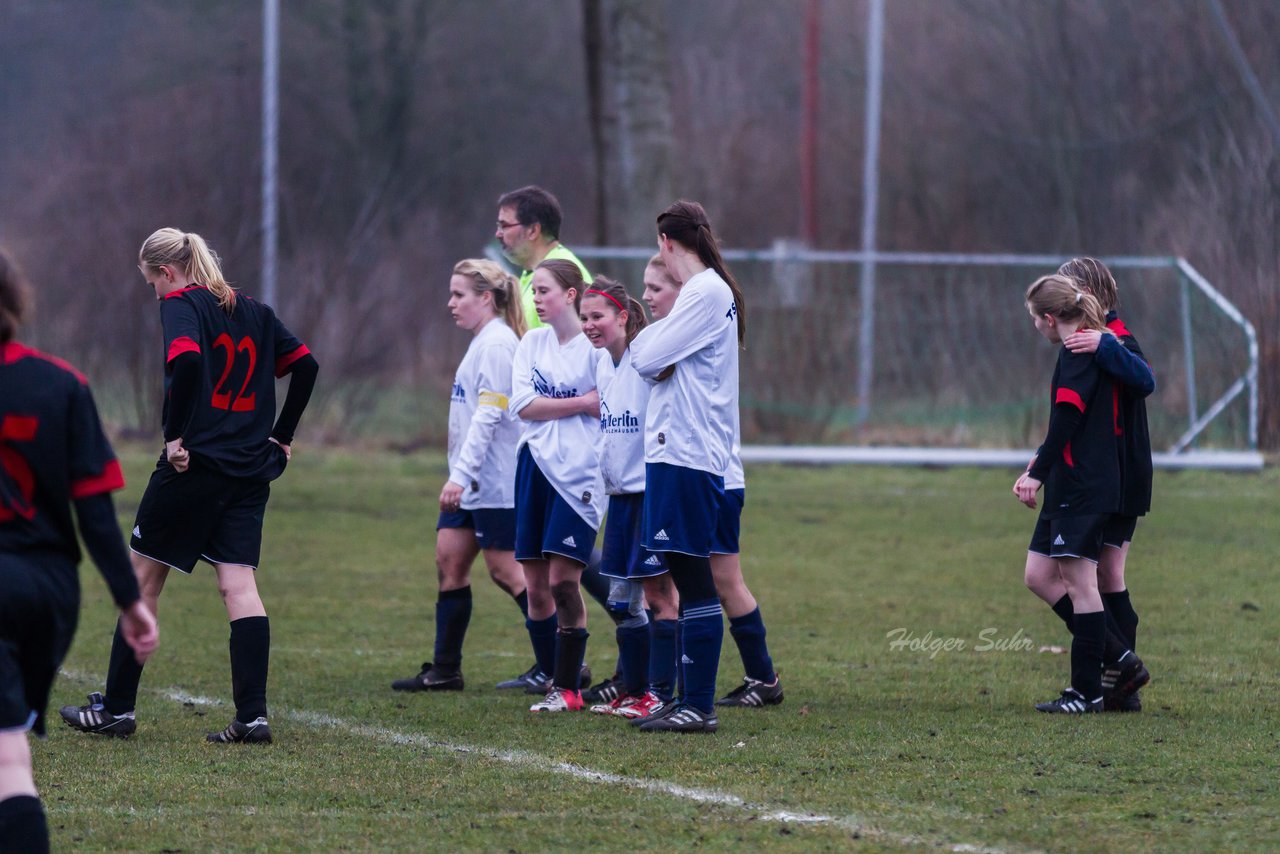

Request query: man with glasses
[{"left": 495, "top": 186, "right": 593, "bottom": 330}]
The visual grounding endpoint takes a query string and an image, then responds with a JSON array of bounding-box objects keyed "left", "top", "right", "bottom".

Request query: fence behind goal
[{"left": 574, "top": 246, "right": 1260, "bottom": 471}]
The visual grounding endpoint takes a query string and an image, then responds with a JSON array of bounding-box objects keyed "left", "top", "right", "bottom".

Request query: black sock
[
  {"left": 433, "top": 586, "right": 472, "bottom": 674},
  {"left": 1070, "top": 611, "right": 1105, "bottom": 700},
  {"left": 1102, "top": 589, "right": 1139, "bottom": 651},
  {"left": 0, "top": 795, "right": 49, "bottom": 854},
  {"left": 552, "top": 627, "right": 589, "bottom": 690},
  {"left": 513, "top": 589, "right": 530, "bottom": 618},
  {"left": 104, "top": 619, "right": 145, "bottom": 716},
  {"left": 229, "top": 616, "right": 270, "bottom": 723},
  {"left": 1050, "top": 595, "right": 1075, "bottom": 633}
]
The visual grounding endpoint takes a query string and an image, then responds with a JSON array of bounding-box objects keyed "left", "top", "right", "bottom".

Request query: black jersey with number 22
[{"left": 161, "top": 286, "right": 310, "bottom": 481}]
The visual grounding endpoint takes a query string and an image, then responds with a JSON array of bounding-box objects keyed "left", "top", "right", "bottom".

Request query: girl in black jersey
[
  {"left": 61, "top": 229, "right": 317, "bottom": 745},
  {"left": 1, "top": 249, "right": 158, "bottom": 852},
  {"left": 1016, "top": 274, "right": 1128, "bottom": 714}
]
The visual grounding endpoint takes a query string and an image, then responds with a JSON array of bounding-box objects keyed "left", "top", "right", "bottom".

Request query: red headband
[{"left": 584, "top": 289, "right": 626, "bottom": 313}]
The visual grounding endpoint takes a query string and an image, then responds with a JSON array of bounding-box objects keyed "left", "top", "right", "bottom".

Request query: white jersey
[
  {"left": 509, "top": 327, "right": 607, "bottom": 528},
  {"left": 630, "top": 268, "right": 739, "bottom": 477},
  {"left": 447, "top": 319, "right": 521, "bottom": 510},
  {"left": 727, "top": 409, "right": 745, "bottom": 490},
  {"left": 596, "top": 347, "right": 648, "bottom": 495}
]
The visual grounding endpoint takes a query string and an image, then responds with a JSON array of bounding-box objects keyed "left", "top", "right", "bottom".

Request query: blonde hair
[
  {"left": 139, "top": 228, "right": 236, "bottom": 313},
  {"left": 452, "top": 258, "right": 526, "bottom": 338},
  {"left": 1058, "top": 257, "right": 1118, "bottom": 312},
  {"left": 1025, "top": 274, "right": 1113, "bottom": 335}
]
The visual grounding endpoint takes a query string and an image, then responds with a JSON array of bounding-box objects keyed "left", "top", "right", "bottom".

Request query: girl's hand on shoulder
[
  {"left": 1015, "top": 475, "right": 1041, "bottom": 508},
  {"left": 440, "top": 480, "right": 464, "bottom": 512},
  {"left": 579, "top": 389, "right": 600, "bottom": 419},
  {"left": 1064, "top": 329, "right": 1101, "bottom": 354}
]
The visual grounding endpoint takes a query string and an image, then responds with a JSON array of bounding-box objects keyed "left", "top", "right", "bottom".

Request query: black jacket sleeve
[
  {"left": 74, "top": 492, "right": 141, "bottom": 608},
  {"left": 271, "top": 353, "right": 318, "bottom": 444}
]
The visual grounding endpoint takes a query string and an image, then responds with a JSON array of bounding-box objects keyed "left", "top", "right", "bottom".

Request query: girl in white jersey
[
  {"left": 641, "top": 255, "right": 784, "bottom": 711},
  {"left": 580, "top": 277, "right": 680, "bottom": 720},
  {"left": 392, "top": 260, "right": 529, "bottom": 693},
  {"left": 628, "top": 201, "right": 746, "bottom": 734},
  {"left": 510, "top": 259, "right": 607, "bottom": 713}
]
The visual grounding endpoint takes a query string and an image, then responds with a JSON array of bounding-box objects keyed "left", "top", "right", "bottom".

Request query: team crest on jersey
[
  {"left": 599, "top": 401, "right": 639, "bottom": 434},
  {"left": 531, "top": 366, "right": 578, "bottom": 399},
  {"left": 450, "top": 379, "right": 466, "bottom": 404}
]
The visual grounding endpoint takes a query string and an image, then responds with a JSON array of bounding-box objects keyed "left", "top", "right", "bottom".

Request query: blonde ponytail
[
  {"left": 139, "top": 228, "right": 236, "bottom": 313},
  {"left": 452, "top": 259, "right": 527, "bottom": 339}
]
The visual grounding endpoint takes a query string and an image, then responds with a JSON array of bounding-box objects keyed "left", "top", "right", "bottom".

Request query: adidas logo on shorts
[
  {"left": 644, "top": 555, "right": 661, "bottom": 566},
  {"left": 1052, "top": 534, "right": 1066, "bottom": 546},
  {"left": 132, "top": 525, "right": 141, "bottom": 539},
  {"left": 681, "top": 654, "right": 693, "bottom": 664},
  {"left": 654, "top": 529, "right": 669, "bottom": 542},
  {"left": 562, "top": 535, "right": 577, "bottom": 548}
]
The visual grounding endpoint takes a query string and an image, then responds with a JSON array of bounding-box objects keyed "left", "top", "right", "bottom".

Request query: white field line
[{"left": 59, "top": 670, "right": 1029, "bottom": 854}]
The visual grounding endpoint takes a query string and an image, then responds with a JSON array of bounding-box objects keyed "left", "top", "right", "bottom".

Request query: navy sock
[
  {"left": 513, "top": 589, "right": 530, "bottom": 618},
  {"left": 229, "top": 616, "right": 270, "bottom": 723},
  {"left": 678, "top": 597, "right": 724, "bottom": 713},
  {"left": 0, "top": 796, "right": 48, "bottom": 854},
  {"left": 104, "top": 619, "right": 144, "bottom": 716},
  {"left": 648, "top": 618, "right": 677, "bottom": 700},
  {"left": 1103, "top": 589, "right": 1139, "bottom": 652},
  {"left": 526, "top": 614, "right": 557, "bottom": 678},
  {"left": 728, "top": 607, "right": 776, "bottom": 683},
  {"left": 617, "top": 619, "right": 650, "bottom": 696},
  {"left": 1070, "top": 611, "right": 1105, "bottom": 701},
  {"left": 553, "top": 627, "right": 589, "bottom": 690},
  {"left": 433, "top": 586, "right": 473, "bottom": 673}
]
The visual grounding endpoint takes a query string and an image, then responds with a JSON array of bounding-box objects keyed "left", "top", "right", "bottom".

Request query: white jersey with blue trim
[
  {"left": 629, "top": 267, "right": 739, "bottom": 477},
  {"left": 727, "top": 408, "right": 745, "bottom": 490},
  {"left": 509, "top": 326, "right": 608, "bottom": 527},
  {"left": 596, "top": 347, "right": 648, "bottom": 495},
  {"left": 447, "top": 318, "right": 521, "bottom": 510}
]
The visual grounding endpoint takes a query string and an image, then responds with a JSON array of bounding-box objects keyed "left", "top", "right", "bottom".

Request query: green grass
[{"left": 38, "top": 445, "right": 1280, "bottom": 852}]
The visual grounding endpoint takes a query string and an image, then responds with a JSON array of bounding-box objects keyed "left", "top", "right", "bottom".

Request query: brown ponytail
[
  {"left": 584, "top": 275, "right": 648, "bottom": 344},
  {"left": 656, "top": 200, "right": 746, "bottom": 345},
  {"left": 0, "top": 248, "right": 31, "bottom": 344},
  {"left": 1026, "top": 274, "right": 1113, "bottom": 335}
]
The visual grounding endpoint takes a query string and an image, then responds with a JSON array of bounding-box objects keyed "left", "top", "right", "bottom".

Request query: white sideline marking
[{"left": 59, "top": 671, "right": 1022, "bottom": 853}]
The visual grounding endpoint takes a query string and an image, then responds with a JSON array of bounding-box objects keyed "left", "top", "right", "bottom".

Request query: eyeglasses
[{"left": 496, "top": 220, "right": 525, "bottom": 231}]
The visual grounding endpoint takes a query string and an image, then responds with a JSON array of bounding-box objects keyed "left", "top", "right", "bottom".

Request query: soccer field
[{"left": 41, "top": 445, "right": 1280, "bottom": 851}]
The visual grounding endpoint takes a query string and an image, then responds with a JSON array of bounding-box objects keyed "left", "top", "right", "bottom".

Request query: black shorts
[
  {"left": 1103, "top": 515, "right": 1139, "bottom": 548},
  {"left": 0, "top": 554, "right": 78, "bottom": 737},
  {"left": 1029, "top": 514, "right": 1108, "bottom": 564},
  {"left": 131, "top": 460, "right": 270, "bottom": 572}
]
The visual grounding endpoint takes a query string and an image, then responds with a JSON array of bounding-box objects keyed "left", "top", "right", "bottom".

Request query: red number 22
[{"left": 210, "top": 334, "right": 258, "bottom": 412}]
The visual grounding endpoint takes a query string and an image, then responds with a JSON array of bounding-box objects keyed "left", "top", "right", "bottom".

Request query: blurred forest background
[{"left": 1, "top": 0, "right": 1275, "bottom": 448}]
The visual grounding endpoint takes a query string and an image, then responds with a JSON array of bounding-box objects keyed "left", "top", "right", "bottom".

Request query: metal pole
[
  {"left": 261, "top": 0, "right": 279, "bottom": 308},
  {"left": 855, "top": 0, "right": 884, "bottom": 427},
  {"left": 1178, "top": 269, "right": 1198, "bottom": 445}
]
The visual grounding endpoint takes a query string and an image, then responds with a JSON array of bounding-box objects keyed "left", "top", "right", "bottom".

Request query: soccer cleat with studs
[
  {"left": 1035, "top": 688, "right": 1103, "bottom": 714},
  {"left": 496, "top": 663, "right": 549, "bottom": 691},
  {"left": 582, "top": 674, "right": 623, "bottom": 704},
  {"left": 637, "top": 702, "right": 718, "bottom": 733},
  {"left": 523, "top": 664, "right": 592, "bottom": 696},
  {"left": 391, "top": 662, "right": 464, "bottom": 692},
  {"left": 529, "top": 688, "right": 584, "bottom": 712},
  {"left": 206, "top": 716, "right": 273, "bottom": 744},
  {"left": 59, "top": 692, "right": 136, "bottom": 738},
  {"left": 1104, "top": 691, "right": 1142, "bottom": 713},
  {"left": 715, "top": 676, "right": 784, "bottom": 707},
  {"left": 626, "top": 692, "right": 672, "bottom": 726}
]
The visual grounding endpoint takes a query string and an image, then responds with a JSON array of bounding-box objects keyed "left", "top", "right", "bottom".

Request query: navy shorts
[
  {"left": 1102, "top": 514, "right": 1139, "bottom": 549},
  {"left": 1029, "top": 514, "right": 1108, "bottom": 564},
  {"left": 710, "top": 488, "right": 745, "bottom": 555},
  {"left": 642, "top": 462, "right": 725, "bottom": 558},
  {"left": 602, "top": 493, "right": 667, "bottom": 579},
  {"left": 514, "top": 446, "right": 597, "bottom": 565},
  {"left": 437, "top": 506, "right": 517, "bottom": 552},
  {"left": 131, "top": 459, "right": 270, "bottom": 572},
  {"left": 0, "top": 554, "right": 78, "bottom": 737}
]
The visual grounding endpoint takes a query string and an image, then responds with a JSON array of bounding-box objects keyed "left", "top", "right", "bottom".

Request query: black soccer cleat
[
  {"left": 1104, "top": 691, "right": 1142, "bottom": 713},
  {"left": 523, "top": 664, "right": 592, "bottom": 695},
  {"left": 637, "top": 703, "right": 718, "bottom": 733},
  {"left": 1111, "top": 652, "right": 1150, "bottom": 699},
  {"left": 1035, "top": 688, "right": 1103, "bottom": 714},
  {"left": 715, "top": 676, "right": 784, "bottom": 708},
  {"left": 392, "top": 662, "right": 464, "bottom": 692},
  {"left": 496, "top": 663, "right": 547, "bottom": 691},
  {"left": 582, "top": 674, "right": 623, "bottom": 704},
  {"left": 206, "top": 716, "right": 273, "bottom": 744},
  {"left": 59, "top": 692, "right": 136, "bottom": 738}
]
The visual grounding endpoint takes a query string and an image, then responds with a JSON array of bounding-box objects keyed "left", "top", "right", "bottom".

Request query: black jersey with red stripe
[
  {"left": 1038, "top": 348, "right": 1122, "bottom": 519},
  {"left": 160, "top": 286, "right": 310, "bottom": 480},
  {"left": 1107, "top": 313, "right": 1153, "bottom": 516},
  {"left": 1, "top": 342, "right": 126, "bottom": 561}
]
